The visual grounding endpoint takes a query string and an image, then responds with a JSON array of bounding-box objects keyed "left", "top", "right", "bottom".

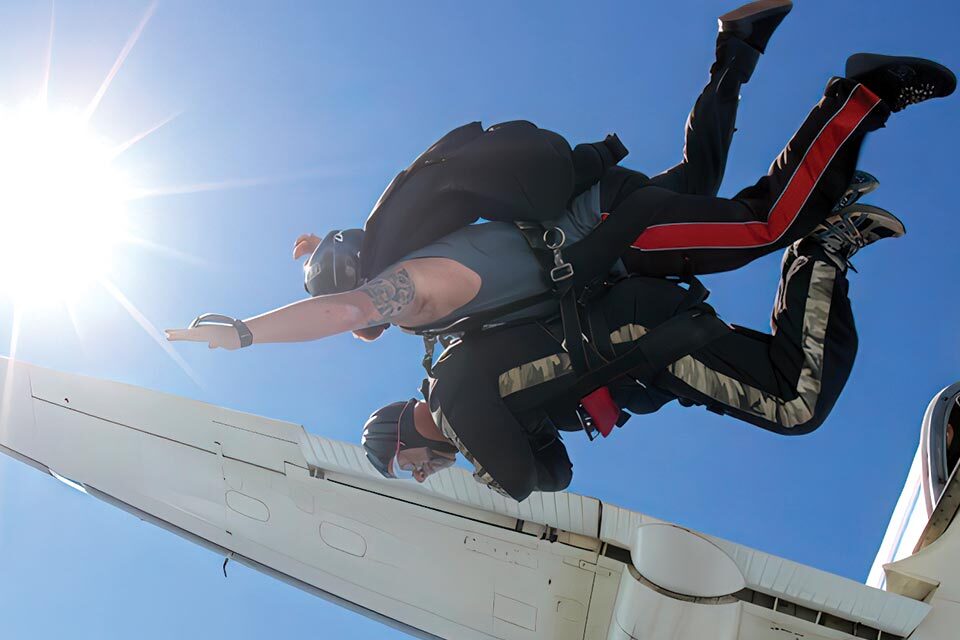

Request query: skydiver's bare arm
[
  {"left": 240, "top": 265, "right": 423, "bottom": 344},
  {"left": 165, "top": 258, "right": 481, "bottom": 349}
]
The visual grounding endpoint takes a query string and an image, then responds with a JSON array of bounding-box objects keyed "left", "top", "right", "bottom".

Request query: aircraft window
[
  {"left": 921, "top": 383, "right": 960, "bottom": 513},
  {"left": 912, "top": 385, "right": 960, "bottom": 552},
  {"left": 947, "top": 398, "right": 960, "bottom": 477}
]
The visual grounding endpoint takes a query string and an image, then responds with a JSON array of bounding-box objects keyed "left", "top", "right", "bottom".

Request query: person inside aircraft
[{"left": 947, "top": 398, "right": 960, "bottom": 475}]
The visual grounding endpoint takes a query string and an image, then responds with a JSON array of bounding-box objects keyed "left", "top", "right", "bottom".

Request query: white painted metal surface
[
  {"left": 0, "top": 356, "right": 944, "bottom": 639},
  {"left": 867, "top": 446, "right": 927, "bottom": 590},
  {"left": 631, "top": 524, "right": 746, "bottom": 598},
  {"left": 868, "top": 384, "right": 960, "bottom": 591}
]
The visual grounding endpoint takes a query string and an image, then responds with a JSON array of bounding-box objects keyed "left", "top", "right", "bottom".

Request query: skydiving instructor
[{"left": 168, "top": 0, "right": 795, "bottom": 348}]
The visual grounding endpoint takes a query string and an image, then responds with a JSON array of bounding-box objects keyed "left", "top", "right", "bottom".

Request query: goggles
[
  {"left": 387, "top": 402, "right": 456, "bottom": 480},
  {"left": 390, "top": 449, "right": 456, "bottom": 481}
]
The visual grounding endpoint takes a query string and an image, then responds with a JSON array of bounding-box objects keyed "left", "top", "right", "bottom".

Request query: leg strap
[{"left": 569, "top": 306, "right": 730, "bottom": 399}]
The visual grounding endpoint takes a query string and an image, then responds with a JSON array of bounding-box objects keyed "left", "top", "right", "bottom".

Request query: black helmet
[
  {"left": 361, "top": 399, "right": 457, "bottom": 478},
  {"left": 304, "top": 228, "right": 364, "bottom": 296}
]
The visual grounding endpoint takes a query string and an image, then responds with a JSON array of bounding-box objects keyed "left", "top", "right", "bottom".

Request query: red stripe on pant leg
[{"left": 630, "top": 84, "right": 881, "bottom": 251}]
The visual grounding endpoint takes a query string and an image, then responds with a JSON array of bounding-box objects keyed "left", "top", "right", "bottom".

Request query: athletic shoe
[
  {"left": 832, "top": 170, "right": 880, "bottom": 212},
  {"left": 812, "top": 204, "right": 906, "bottom": 271},
  {"left": 718, "top": 0, "right": 793, "bottom": 53},
  {"left": 846, "top": 53, "right": 956, "bottom": 112}
]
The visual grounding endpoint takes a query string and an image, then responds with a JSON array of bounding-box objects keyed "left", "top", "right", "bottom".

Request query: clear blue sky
[{"left": 0, "top": 1, "right": 957, "bottom": 638}]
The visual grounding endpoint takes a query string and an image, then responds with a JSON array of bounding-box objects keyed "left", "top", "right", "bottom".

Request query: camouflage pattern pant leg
[
  {"left": 429, "top": 249, "right": 857, "bottom": 498},
  {"left": 428, "top": 322, "right": 578, "bottom": 502},
  {"left": 497, "top": 244, "right": 857, "bottom": 437},
  {"left": 620, "top": 242, "right": 857, "bottom": 435}
]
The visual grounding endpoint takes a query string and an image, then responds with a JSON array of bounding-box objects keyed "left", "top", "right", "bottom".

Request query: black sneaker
[
  {"left": 832, "top": 170, "right": 879, "bottom": 212},
  {"left": 718, "top": 0, "right": 793, "bottom": 53},
  {"left": 846, "top": 53, "right": 956, "bottom": 112},
  {"left": 812, "top": 204, "right": 906, "bottom": 271}
]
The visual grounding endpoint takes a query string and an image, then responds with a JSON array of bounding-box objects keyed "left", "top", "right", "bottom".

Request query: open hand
[
  {"left": 293, "top": 233, "right": 321, "bottom": 260},
  {"left": 165, "top": 324, "right": 242, "bottom": 350}
]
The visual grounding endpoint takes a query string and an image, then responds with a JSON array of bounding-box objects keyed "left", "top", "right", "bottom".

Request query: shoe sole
[
  {"left": 719, "top": 0, "right": 793, "bottom": 30},
  {"left": 833, "top": 170, "right": 880, "bottom": 210},
  {"left": 832, "top": 203, "right": 906, "bottom": 238},
  {"left": 846, "top": 53, "right": 957, "bottom": 98}
]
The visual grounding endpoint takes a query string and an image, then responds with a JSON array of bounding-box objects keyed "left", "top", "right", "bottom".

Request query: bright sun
[{"left": 0, "top": 103, "right": 130, "bottom": 304}]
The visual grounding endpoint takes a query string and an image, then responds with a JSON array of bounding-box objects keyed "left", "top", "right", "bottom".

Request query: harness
[{"left": 414, "top": 219, "right": 729, "bottom": 439}]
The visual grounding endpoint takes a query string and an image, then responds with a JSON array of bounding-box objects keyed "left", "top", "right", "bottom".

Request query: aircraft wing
[{"left": 0, "top": 356, "right": 933, "bottom": 639}]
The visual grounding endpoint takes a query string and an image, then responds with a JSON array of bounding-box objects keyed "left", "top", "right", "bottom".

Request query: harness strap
[
  {"left": 421, "top": 335, "right": 438, "bottom": 377},
  {"left": 415, "top": 288, "right": 557, "bottom": 340},
  {"left": 514, "top": 222, "right": 547, "bottom": 252},
  {"left": 568, "top": 307, "right": 729, "bottom": 400},
  {"left": 559, "top": 286, "right": 591, "bottom": 377},
  {"left": 587, "top": 303, "right": 616, "bottom": 362},
  {"left": 573, "top": 277, "right": 715, "bottom": 437},
  {"left": 677, "top": 275, "right": 709, "bottom": 308}
]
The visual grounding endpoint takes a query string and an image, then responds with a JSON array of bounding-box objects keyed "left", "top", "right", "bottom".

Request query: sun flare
[{"left": 0, "top": 103, "right": 130, "bottom": 304}]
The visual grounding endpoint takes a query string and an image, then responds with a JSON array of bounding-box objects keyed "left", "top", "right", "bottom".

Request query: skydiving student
[{"left": 166, "top": 5, "right": 956, "bottom": 498}]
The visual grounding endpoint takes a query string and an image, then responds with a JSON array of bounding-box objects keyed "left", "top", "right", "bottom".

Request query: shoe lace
[{"left": 818, "top": 211, "right": 867, "bottom": 270}]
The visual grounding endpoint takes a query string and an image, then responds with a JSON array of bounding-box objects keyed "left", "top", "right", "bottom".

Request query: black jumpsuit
[{"left": 430, "top": 241, "right": 854, "bottom": 501}]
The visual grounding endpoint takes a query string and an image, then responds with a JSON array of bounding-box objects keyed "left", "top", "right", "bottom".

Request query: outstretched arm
[
  {"left": 246, "top": 265, "right": 421, "bottom": 344},
  {"left": 166, "top": 264, "right": 423, "bottom": 349}
]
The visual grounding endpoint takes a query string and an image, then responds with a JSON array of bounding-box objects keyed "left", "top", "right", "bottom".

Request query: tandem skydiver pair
[{"left": 166, "top": 0, "right": 957, "bottom": 501}]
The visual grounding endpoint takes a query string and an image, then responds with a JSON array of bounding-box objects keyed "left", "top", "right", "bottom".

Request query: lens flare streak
[
  {"left": 84, "top": 0, "right": 159, "bottom": 122},
  {"left": 111, "top": 111, "right": 181, "bottom": 158},
  {"left": 99, "top": 278, "right": 204, "bottom": 389},
  {"left": 117, "top": 233, "right": 211, "bottom": 268},
  {"left": 40, "top": 2, "right": 55, "bottom": 107},
  {"left": 129, "top": 165, "right": 352, "bottom": 200},
  {"left": 1, "top": 308, "right": 23, "bottom": 429}
]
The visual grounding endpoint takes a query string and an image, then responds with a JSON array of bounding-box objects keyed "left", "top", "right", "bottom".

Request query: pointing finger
[{"left": 165, "top": 328, "right": 197, "bottom": 342}]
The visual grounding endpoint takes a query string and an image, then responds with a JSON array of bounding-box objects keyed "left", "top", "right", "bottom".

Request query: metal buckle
[
  {"left": 421, "top": 335, "right": 438, "bottom": 377},
  {"left": 550, "top": 263, "right": 574, "bottom": 282},
  {"left": 542, "top": 227, "right": 566, "bottom": 250},
  {"left": 577, "top": 406, "right": 598, "bottom": 441},
  {"left": 543, "top": 227, "right": 574, "bottom": 282}
]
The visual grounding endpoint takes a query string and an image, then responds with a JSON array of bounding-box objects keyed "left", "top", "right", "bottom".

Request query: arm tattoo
[{"left": 362, "top": 268, "right": 416, "bottom": 322}]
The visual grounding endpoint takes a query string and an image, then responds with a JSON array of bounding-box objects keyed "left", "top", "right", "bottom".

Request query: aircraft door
[{"left": 921, "top": 382, "right": 960, "bottom": 515}]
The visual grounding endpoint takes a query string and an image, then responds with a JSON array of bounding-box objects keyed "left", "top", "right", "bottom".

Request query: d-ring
[{"left": 543, "top": 227, "right": 566, "bottom": 250}]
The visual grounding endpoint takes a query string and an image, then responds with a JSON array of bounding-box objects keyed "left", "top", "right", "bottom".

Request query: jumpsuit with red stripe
[
  {"left": 566, "top": 77, "right": 890, "bottom": 278},
  {"left": 558, "top": 75, "right": 891, "bottom": 436},
  {"left": 426, "top": 77, "right": 896, "bottom": 500}
]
